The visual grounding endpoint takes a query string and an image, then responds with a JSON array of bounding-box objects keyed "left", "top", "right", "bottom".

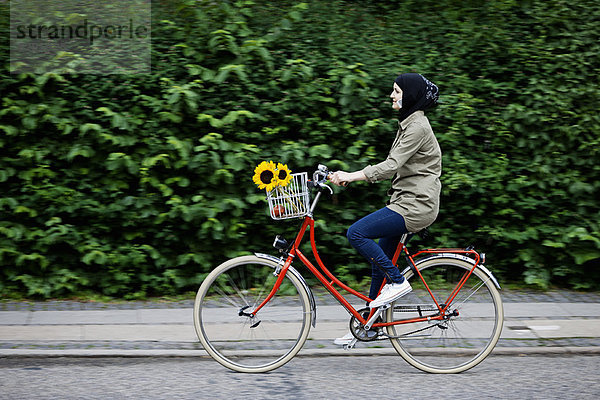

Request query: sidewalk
[{"left": 1, "top": 290, "right": 600, "bottom": 358}]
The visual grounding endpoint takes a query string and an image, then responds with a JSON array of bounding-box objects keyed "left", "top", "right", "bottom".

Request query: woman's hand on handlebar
[
  {"left": 329, "top": 171, "right": 350, "bottom": 186},
  {"left": 329, "top": 170, "right": 367, "bottom": 187}
]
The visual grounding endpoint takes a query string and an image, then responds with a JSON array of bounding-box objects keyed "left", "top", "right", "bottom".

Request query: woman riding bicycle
[{"left": 329, "top": 73, "right": 441, "bottom": 345}]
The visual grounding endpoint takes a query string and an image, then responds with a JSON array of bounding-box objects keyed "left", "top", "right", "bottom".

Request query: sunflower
[
  {"left": 253, "top": 161, "right": 278, "bottom": 191},
  {"left": 275, "top": 163, "right": 293, "bottom": 187}
]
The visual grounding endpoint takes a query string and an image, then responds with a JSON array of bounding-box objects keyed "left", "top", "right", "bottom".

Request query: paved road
[{"left": 1, "top": 355, "right": 599, "bottom": 399}]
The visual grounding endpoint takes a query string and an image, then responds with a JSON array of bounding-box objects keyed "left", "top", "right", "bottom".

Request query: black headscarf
[{"left": 394, "top": 73, "right": 439, "bottom": 122}]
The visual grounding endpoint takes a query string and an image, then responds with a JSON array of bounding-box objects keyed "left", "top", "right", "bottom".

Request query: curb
[{"left": 2, "top": 347, "right": 600, "bottom": 359}]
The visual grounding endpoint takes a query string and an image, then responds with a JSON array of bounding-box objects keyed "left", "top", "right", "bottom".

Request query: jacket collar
[{"left": 399, "top": 110, "right": 424, "bottom": 131}]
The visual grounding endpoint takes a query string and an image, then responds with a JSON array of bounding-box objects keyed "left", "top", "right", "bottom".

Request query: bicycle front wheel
[
  {"left": 194, "top": 255, "right": 312, "bottom": 373},
  {"left": 386, "top": 257, "right": 503, "bottom": 373}
]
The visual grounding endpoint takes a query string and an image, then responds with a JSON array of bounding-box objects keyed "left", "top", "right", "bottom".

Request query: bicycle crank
[{"left": 349, "top": 308, "right": 385, "bottom": 342}]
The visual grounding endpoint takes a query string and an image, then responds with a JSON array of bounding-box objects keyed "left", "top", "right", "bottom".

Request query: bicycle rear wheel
[
  {"left": 194, "top": 255, "right": 312, "bottom": 373},
  {"left": 386, "top": 257, "right": 503, "bottom": 373}
]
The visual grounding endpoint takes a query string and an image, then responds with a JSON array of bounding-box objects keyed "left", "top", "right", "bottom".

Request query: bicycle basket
[{"left": 266, "top": 172, "right": 310, "bottom": 220}]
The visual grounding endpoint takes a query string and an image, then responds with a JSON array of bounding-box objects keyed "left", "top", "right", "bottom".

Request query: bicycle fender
[
  {"left": 254, "top": 253, "right": 317, "bottom": 327},
  {"left": 401, "top": 253, "right": 502, "bottom": 290}
]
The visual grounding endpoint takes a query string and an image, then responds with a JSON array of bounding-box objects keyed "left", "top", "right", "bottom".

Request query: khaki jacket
[{"left": 361, "top": 110, "right": 442, "bottom": 232}]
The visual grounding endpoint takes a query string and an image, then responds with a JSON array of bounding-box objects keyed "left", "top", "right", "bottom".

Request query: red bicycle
[{"left": 194, "top": 165, "right": 504, "bottom": 373}]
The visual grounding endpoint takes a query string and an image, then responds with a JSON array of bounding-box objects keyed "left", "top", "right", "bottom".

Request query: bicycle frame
[{"left": 250, "top": 211, "right": 484, "bottom": 330}]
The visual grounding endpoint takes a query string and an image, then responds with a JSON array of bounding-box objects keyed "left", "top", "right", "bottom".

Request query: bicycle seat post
[{"left": 399, "top": 233, "right": 409, "bottom": 245}]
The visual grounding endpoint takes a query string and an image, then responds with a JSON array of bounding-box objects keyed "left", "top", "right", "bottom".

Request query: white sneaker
[
  {"left": 369, "top": 280, "right": 412, "bottom": 308},
  {"left": 333, "top": 332, "right": 354, "bottom": 346},
  {"left": 333, "top": 330, "right": 378, "bottom": 346}
]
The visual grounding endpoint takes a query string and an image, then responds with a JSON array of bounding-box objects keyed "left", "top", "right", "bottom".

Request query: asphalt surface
[
  {"left": 3, "top": 356, "right": 600, "bottom": 399},
  {"left": 1, "top": 289, "right": 600, "bottom": 358}
]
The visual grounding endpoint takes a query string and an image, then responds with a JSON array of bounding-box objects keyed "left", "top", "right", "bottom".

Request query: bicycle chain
[{"left": 350, "top": 306, "right": 451, "bottom": 340}]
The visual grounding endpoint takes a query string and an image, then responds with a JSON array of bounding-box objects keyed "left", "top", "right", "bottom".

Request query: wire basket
[{"left": 266, "top": 172, "right": 310, "bottom": 220}]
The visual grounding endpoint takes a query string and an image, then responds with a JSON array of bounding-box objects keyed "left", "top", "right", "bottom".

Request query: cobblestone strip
[
  {"left": 2, "top": 289, "right": 600, "bottom": 311},
  {"left": 2, "top": 338, "right": 600, "bottom": 351}
]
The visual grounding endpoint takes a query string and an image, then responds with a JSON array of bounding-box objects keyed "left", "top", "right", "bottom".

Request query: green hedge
[{"left": 1, "top": 0, "right": 599, "bottom": 298}]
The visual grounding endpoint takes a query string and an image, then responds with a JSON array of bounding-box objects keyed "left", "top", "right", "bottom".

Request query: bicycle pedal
[{"left": 343, "top": 338, "right": 358, "bottom": 350}]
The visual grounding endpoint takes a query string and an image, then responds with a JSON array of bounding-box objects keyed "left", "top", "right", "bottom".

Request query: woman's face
[{"left": 390, "top": 82, "right": 403, "bottom": 110}]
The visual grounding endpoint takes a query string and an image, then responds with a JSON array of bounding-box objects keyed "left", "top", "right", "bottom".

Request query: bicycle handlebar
[
  {"left": 315, "top": 164, "right": 350, "bottom": 188},
  {"left": 309, "top": 164, "right": 334, "bottom": 194},
  {"left": 313, "top": 164, "right": 330, "bottom": 182}
]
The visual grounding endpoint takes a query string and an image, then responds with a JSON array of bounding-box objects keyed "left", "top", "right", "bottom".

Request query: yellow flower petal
[
  {"left": 252, "top": 161, "right": 278, "bottom": 191},
  {"left": 275, "top": 163, "right": 293, "bottom": 187}
]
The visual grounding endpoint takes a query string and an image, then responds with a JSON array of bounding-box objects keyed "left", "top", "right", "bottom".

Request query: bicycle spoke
[
  {"left": 224, "top": 272, "right": 252, "bottom": 308},
  {"left": 249, "top": 276, "right": 274, "bottom": 310},
  {"left": 212, "top": 282, "right": 242, "bottom": 309},
  {"left": 451, "top": 277, "right": 488, "bottom": 308}
]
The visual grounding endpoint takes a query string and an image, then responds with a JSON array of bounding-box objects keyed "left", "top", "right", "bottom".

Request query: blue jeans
[{"left": 346, "top": 207, "right": 408, "bottom": 300}]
